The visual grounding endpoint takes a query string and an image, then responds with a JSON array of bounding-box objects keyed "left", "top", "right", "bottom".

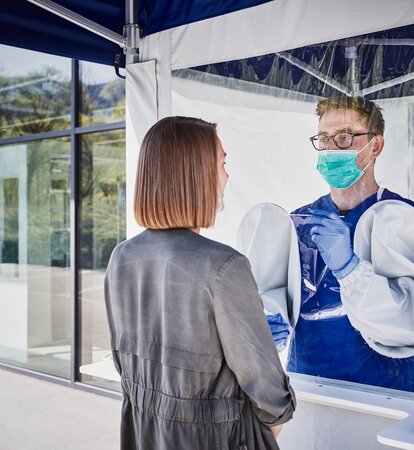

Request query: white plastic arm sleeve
[{"left": 339, "top": 260, "right": 414, "bottom": 358}]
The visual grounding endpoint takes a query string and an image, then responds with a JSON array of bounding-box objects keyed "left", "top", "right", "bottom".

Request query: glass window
[
  {"left": 0, "top": 44, "right": 127, "bottom": 388},
  {"left": 0, "top": 138, "right": 71, "bottom": 378},
  {"left": 0, "top": 45, "right": 71, "bottom": 138},
  {"left": 79, "top": 130, "right": 126, "bottom": 390},
  {"left": 79, "top": 61, "right": 125, "bottom": 127},
  {"left": 172, "top": 25, "right": 414, "bottom": 394}
]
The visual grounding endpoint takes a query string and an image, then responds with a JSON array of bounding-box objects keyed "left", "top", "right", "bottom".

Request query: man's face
[{"left": 318, "top": 108, "right": 374, "bottom": 170}]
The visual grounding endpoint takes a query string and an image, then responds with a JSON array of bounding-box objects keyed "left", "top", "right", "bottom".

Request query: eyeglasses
[{"left": 309, "top": 132, "right": 374, "bottom": 151}]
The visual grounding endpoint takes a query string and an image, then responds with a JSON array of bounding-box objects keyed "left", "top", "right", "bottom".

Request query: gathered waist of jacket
[{"left": 121, "top": 378, "right": 242, "bottom": 424}]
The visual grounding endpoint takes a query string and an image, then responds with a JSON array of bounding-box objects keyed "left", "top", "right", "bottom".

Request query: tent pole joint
[
  {"left": 123, "top": 24, "right": 140, "bottom": 64},
  {"left": 124, "top": 0, "right": 140, "bottom": 65}
]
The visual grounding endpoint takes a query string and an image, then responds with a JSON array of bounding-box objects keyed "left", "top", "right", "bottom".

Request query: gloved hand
[
  {"left": 307, "top": 209, "right": 359, "bottom": 279},
  {"left": 266, "top": 313, "right": 290, "bottom": 348}
]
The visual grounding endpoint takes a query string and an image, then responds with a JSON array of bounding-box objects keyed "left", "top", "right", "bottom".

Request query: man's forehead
[{"left": 318, "top": 108, "right": 366, "bottom": 132}]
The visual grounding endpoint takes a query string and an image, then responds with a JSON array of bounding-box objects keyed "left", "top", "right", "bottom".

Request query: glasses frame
[{"left": 309, "top": 132, "right": 375, "bottom": 151}]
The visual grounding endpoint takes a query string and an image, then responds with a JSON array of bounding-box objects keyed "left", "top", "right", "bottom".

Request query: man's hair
[
  {"left": 134, "top": 116, "right": 218, "bottom": 229},
  {"left": 316, "top": 96, "right": 385, "bottom": 135}
]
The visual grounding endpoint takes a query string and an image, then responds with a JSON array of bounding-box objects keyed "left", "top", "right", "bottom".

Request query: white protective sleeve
[
  {"left": 339, "top": 200, "right": 414, "bottom": 358},
  {"left": 236, "top": 203, "right": 302, "bottom": 329}
]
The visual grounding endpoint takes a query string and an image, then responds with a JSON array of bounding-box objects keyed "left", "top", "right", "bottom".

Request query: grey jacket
[{"left": 105, "top": 228, "right": 295, "bottom": 450}]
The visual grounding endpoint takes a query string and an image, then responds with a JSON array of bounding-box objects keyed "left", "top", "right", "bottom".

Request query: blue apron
[{"left": 287, "top": 189, "right": 414, "bottom": 391}]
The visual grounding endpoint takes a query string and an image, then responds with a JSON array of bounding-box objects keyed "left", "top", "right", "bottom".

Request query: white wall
[
  {"left": 375, "top": 97, "right": 414, "bottom": 199},
  {"left": 171, "top": 75, "right": 325, "bottom": 248}
]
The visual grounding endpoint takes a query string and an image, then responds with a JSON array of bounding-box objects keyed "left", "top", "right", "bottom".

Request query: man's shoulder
[
  {"left": 380, "top": 189, "right": 414, "bottom": 207},
  {"left": 291, "top": 193, "right": 331, "bottom": 214}
]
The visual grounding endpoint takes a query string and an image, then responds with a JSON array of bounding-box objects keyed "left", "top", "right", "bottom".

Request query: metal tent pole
[
  {"left": 277, "top": 51, "right": 351, "bottom": 96},
  {"left": 26, "top": 0, "right": 124, "bottom": 46},
  {"left": 27, "top": 0, "right": 141, "bottom": 64},
  {"left": 344, "top": 43, "right": 360, "bottom": 96},
  {"left": 124, "top": 0, "right": 140, "bottom": 64}
]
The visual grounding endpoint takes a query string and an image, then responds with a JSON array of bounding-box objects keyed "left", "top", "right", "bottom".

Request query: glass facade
[
  {"left": 0, "top": 44, "right": 125, "bottom": 389},
  {"left": 0, "top": 45, "right": 71, "bottom": 138},
  {"left": 79, "top": 61, "right": 126, "bottom": 127},
  {"left": 0, "top": 138, "right": 71, "bottom": 378},
  {"left": 79, "top": 131, "right": 126, "bottom": 390}
]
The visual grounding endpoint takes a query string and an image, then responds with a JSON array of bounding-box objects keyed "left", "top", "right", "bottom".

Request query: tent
[
  {"left": 0, "top": 1, "right": 271, "bottom": 66},
  {"left": 2, "top": 1, "right": 413, "bottom": 118},
  {"left": 2, "top": 1, "right": 414, "bottom": 88},
  {"left": 2, "top": 2, "right": 414, "bottom": 448}
]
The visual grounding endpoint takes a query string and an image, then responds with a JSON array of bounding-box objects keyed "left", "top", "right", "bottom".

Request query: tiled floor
[{"left": 0, "top": 368, "right": 121, "bottom": 450}]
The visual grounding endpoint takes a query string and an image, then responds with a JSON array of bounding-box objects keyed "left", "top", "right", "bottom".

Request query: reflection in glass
[
  {"left": 2, "top": 178, "right": 19, "bottom": 267},
  {"left": 0, "top": 45, "right": 71, "bottom": 138},
  {"left": 79, "top": 130, "right": 125, "bottom": 390},
  {"left": 79, "top": 61, "right": 125, "bottom": 127},
  {"left": 0, "top": 139, "right": 71, "bottom": 378}
]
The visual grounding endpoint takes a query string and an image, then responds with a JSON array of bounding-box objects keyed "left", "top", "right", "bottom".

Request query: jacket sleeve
[
  {"left": 339, "top": 260, "right": 414, "bottom": 358},
  {"left": 213, "top": 253, "right": 296, "bottom": 426}
]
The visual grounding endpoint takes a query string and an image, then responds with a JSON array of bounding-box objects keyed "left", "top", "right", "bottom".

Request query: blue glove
[
  {"left": 266, "top": 313, "right": 290, "bottom": 348},
  {"left": 307, "top": 209, "right": 359, "bottom": 279}
]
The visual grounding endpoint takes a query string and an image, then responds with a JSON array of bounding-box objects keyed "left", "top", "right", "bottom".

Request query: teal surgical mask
[{"left": 316, "top": 141, "right": 373, "bottom": 189}]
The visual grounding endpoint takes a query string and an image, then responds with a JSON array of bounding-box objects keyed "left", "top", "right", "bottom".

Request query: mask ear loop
[
  {"left": 356, "top": 136, "right": 375, "bottom": 172},
  {"left": 216, "top": 180, "right": 225, "bottom": 212},
  {"left": 216, "top": 195, "right": 223, "bottom": 212},
  {"left": 355, "top": 136, "right": 375, "bottom": 155},
  {"left": 361, "top": 158, "right": 374, "bottom": 172}
]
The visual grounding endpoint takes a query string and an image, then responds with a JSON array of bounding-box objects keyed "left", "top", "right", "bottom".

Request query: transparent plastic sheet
[
  {"left": 171, "top": 24, "right": 414, "bottom": 393},
  {"left": 188, "top": 24, "right": 414, "bottom": 100}
]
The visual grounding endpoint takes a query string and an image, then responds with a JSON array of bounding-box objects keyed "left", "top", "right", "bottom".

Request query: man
[{"left": 284, "top": 96, "right": 414, "bottom": 390}]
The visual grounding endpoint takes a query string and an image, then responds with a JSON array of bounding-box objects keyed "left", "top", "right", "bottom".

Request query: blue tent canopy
[
  {"left": 1, "top": 1, "right": 413, "bottom": 99},
  {"left": 193, "top": 24, "right": 414, "bottom": 99},
  {"left": 0, "top": 0, "right": 271, "bottom": 66}
]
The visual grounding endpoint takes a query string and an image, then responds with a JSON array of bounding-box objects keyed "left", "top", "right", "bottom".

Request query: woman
[{"left": 105, "top": 116, "right": 295, "bottom": 450}]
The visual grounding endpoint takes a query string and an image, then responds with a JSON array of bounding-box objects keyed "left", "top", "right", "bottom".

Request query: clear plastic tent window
[
  {"left": 185, "top": 24, "right": 414, "bottom": 100},
  {"left": 172, "top": 24, "right": 414, "bottom": 393}
]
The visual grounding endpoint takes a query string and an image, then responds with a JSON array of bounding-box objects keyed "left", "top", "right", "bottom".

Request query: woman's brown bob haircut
[{"left": 134, "top": 116, "right": 219, "bottom": 229}]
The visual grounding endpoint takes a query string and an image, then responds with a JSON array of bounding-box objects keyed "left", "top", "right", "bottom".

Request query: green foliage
[{"left": 0, "top": 66, "right": 71, "bottom": 138}]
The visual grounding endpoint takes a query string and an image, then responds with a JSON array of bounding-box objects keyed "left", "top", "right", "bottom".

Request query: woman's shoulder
[
  {"left": 195, "top": 232, "right": 243, "bottom": 257},
  {"left": 109, "top": 229, "right": 246, "bottom": 264},
  {"left": 194, "top": 234, "right": 252, "bottom": 275},
  {"left": 105, "top": 230, "right": 148, "bottom": 265}
]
